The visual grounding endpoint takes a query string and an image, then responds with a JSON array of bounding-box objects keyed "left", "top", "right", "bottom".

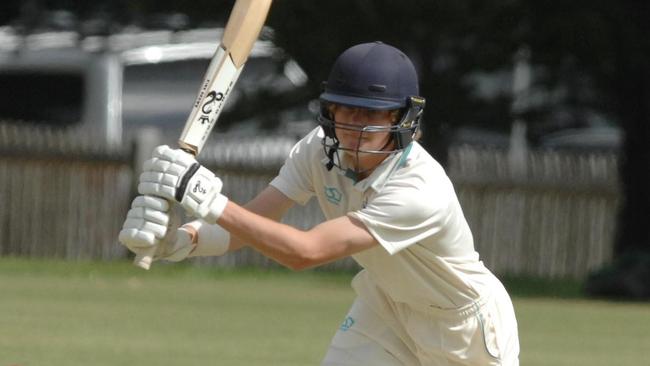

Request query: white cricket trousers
[{"left": 321, "top": 280, "right": 519, "bottom": 365}]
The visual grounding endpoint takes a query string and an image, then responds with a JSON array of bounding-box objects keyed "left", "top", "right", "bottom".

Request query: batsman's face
[{"left": 332, "top": 105, "right": 395, "bottom": 155}]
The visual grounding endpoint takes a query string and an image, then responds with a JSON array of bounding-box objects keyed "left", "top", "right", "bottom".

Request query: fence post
[{"left": 131, "top": 128, "right": 163, "bottom": 194}]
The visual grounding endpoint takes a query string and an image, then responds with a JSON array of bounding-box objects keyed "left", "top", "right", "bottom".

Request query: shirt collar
[{"left": 321, "top": 143, "right": 414, "bottom": 193}]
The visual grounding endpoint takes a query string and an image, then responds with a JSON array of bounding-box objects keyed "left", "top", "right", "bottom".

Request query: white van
[{"left": 0, "top": 26, "right": 311, "bottom": 147}]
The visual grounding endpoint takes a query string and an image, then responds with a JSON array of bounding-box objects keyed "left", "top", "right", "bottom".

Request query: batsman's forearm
[{"left": 217, "top": 201, "right": 318, "bottom": 270}]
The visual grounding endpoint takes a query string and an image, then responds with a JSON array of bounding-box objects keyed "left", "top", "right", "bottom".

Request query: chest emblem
[
  {"left": 324, "top": 186, "right": 343, "bottom": 205},
  {"left": 340, "top": 316, "right": 355, "bottom": 331}
]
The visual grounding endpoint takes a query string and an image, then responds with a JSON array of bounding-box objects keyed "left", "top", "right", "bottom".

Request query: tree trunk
[{"left": 586, "top": 0, "right": 650, "bottom": 299}]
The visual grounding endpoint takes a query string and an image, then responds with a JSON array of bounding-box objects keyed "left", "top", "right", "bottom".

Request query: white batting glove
[
  {"left": 138, "top": 145, "right": 229, "bottom": 223},
  {"left": 119, "top": 195, "right": 196, "bottom": 262},
  {"left": 119, "top": 195, "right": 170, "bottom": 256}
]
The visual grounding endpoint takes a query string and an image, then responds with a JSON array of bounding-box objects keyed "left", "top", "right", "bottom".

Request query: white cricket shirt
[{"left": 270, "top": 127, "right": 498, "bottom": 309}]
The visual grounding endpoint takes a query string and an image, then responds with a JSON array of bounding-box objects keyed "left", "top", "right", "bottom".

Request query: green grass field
[{"left": 1, "top": 258, "right": 649, "bottom": 366}]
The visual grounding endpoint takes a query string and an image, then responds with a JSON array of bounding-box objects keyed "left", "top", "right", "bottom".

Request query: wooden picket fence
[
  {"left": 447, "top": 146, "right": 619, "bottom": 279},
  {"left": 0, "top": 124, "right": 133, "bottom": 260},
  {"left": 0, "top": 122, "right": 620, "bottom": 279}
]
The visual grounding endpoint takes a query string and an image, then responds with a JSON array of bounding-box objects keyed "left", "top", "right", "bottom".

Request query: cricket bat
[{"left": 133, "top": 0, "right": 273, "bottom": 270}]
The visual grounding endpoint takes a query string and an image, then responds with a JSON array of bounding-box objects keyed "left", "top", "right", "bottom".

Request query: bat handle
[{"left": 133, "top": 247, "right": 156, "bottom": 270}]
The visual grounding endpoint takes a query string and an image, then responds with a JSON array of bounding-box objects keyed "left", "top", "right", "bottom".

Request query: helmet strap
[
  {"left": 391, "top": 96, "right": 425, "bottom": 149},
  {"left": 325, "top": 141, "right": 339, "bottom": 171}
]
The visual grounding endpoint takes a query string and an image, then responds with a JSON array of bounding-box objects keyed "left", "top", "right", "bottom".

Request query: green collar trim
[{"left": 396, "top": 142, "right": 413, "bottom": 169}]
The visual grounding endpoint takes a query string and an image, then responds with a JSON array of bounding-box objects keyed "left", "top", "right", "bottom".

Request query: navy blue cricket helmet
[{"left": 318, "top": 42, "right": 425, "bottom": 170}]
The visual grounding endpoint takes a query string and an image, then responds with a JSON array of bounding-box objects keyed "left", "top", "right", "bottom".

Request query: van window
[
  {"left": 121, "top": 55, "right": 310, "bottom": 138},
  {"left": 122, "top": 59, "right": 209, "bottom": 135},
  {"left": 0, "top": 71, "right": 84, "bottom": 126}
]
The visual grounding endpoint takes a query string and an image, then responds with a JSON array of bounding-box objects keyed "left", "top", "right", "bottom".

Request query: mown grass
[{"left": 0, "top": 257, "right": 648, "bottom": 365}]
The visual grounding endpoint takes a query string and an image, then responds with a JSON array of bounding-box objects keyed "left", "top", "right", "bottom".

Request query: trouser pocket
[
  {"left": 477, "top": 309, "right": 501, "bottom": 360},
  {"left": 402, "top": 303, "right": 502, "bottom": 365}
]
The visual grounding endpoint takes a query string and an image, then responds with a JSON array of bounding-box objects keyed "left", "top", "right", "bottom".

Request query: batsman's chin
[
  {"left": 339, "top": 147, "right": 387, "bottom": 159},
  {"left": 337, "top": 142, "right": 372, "bottom": 154}
]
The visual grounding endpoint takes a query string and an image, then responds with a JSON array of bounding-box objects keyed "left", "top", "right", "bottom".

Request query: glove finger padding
[
  {"left": 138, "top": 145, "right": 229, "bottom": 222},
  {"left": 118, "top": 228, "right": 156, "bottom": 250},
  {"left": 126, "top": 207, "right": 169, "bottom": 227},
  {"left": 122, "top": 217, "right": 167, "bottom": 238},
  {"left": 119, "top": 195, "right": 171, "bottom": 252},
  {"left": 153, "top": 145, "right": 197, "bottom": 167},
  {"left": 139, "top": 170, "right": 179, "bottom": 188},
  {"left": 138, "top": 170, "right": 178, "bottom": 201},
  {"left": 132, "top": 195, "right": 169, "bottom": 211},
  {"left": 138, "top": 147, "right": 197, "bottom": 202}
]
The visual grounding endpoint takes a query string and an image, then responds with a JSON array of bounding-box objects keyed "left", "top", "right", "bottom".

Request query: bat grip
[{"left": 133, "top": 247, "right": 156, "bottom": 270}]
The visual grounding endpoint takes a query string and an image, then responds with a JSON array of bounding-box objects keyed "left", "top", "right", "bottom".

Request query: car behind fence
[{"left": 0, "top": 122, "right": 619, "bottom": 279}]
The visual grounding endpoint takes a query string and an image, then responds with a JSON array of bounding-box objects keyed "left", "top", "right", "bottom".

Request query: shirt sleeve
[
  {"left": 269, "top": 128, "right": 320, "bottom": 206},
  {"left": 348, "top": 169, "right": 451, "bottom": 255}
]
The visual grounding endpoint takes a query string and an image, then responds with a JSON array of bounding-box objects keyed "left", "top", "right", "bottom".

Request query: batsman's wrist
[
  {"left": 199, "top": 193, "right": 229, "bottom": 223},
  {"left": 187, "top": 219, "right": 231, "bottom": 257}
]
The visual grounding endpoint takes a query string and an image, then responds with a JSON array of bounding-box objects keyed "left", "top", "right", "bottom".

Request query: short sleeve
[
  {"left": 348, "top": 171, "right": 451, "bottom": 255},
  {"left": 269, "top": 128, "right": 321, "bottom": 206}
]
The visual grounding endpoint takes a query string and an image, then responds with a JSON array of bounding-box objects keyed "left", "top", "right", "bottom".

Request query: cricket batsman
[{"left": 120, "top": 41, "right": 520, "bottom": 365}]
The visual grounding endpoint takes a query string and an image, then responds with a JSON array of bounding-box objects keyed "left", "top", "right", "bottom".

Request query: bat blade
[
  {"left": 133, "top": 0, "right": 273, "bottom": 270},
  {"left": 178, "top": 45, "right": 242, "bottom": 155},
  {"left": 179, "top": 0, "right": 273, "bottom": 155}
]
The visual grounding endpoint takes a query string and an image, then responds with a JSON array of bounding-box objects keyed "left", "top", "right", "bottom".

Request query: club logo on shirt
[
  {"left": 340, "top": 316, "right": 355, "bottom": 331},
  {"left": 324, "top": 186, "right": 342, "bottom": 205}
]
